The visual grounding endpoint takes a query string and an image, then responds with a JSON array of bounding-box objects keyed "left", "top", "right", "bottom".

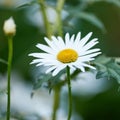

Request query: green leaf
[
  {"left": 94, "top": 55, "right": 120, "bottom": 84},
  {"left": 31, "top": 69, "right": 66, "bottom": 97},
  {"left": 80, "top": 0, "right": 120, "bottom": 7},
  {"left": 77, "top": 12, "right": 106, "bottom": 32},
  {"left": 49, "top": 70, "right": 65, "bottom": 86},
  {"left": 96, "top": 70, "right": 109, "bottom": 79},
  {"left": 33, "top": 73, "right": 52, "bottom": 90},
  {"left": 115, "top": 57, "right": 120, "bottom": 63},
  {"left": 16, "top": 0, "right": 38, "bottom": 9},
  {"left": 0, "top": 88, "right": 7, "bottom": 96},
  {"left": 94, "top": 55, "right": 111, "bottom": 65},
  {"left": 107, "top": 61, "right": 120, "bottom": 84},
  {"left": 106, "top": 0, "right": 120, "bottom": 7},
  {"left": 31, "top": 73, "right": 52, "bottom": 97},
  {"left": 0, "top": 58, "right": 8, "bottom": 65}
]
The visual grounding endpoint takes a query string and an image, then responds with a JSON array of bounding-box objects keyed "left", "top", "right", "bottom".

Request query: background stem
[
  {"left": 56, "top": 0, "right": 65, "bottom": 36},
  {"left": 39, "top": 0, "right": 51, "bottom": 38},
  {"left": 52, "top": 87, "right": 61, "bottom": 120},
  {"left": 67, "top": 66, "right": 72, "bottom": 120},
  {"left": 7, "top": 37, "right": 13, "bottom": 120},
  {"left": 51, "top": 0, "right": 65, "bottom": 119}
]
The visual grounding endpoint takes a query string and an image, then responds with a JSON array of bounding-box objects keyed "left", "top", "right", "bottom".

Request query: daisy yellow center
[{"left": 57, "top": 49, "right": 78, "bottom": 63}]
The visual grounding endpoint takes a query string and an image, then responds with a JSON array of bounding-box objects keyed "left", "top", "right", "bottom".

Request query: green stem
[
  {"left": 7, "top": 37, "right": 13, "bottom": 120},
  {"left": 56, "top": 0, "right": 65, "bottom": 36},
  {"left": 66, "top": 66, "right": 72, "bottom": 120},
  {"left": 51, "top": 1, "right": 65, "bottom": 119},
  {"left": 39, "top": 0, "right": 51, "bottom": 38},
  {"left": 52, "top": 87, "right": 61, "bottom": 120}
]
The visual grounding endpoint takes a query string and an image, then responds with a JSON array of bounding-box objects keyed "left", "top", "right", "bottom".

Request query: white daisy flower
[{"left": 29, "top": 32, "right": 101, "bottom": 76}]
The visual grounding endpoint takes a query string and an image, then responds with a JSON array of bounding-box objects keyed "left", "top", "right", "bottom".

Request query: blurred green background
[{"left": 0, "top": 0, "right": 120, "bottom": 120}]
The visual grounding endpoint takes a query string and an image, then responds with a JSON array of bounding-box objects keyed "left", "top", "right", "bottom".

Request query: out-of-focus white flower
[
  {"left": 3, "top": 17, "right": 16, "bottom": 36},
  {"left": 29, "top": 32, "right": 101, "bottom": 76}
]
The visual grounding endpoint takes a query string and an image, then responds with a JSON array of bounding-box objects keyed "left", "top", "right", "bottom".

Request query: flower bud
[{"left": 3, "top": 17, "right": 16, "bottom": 36}]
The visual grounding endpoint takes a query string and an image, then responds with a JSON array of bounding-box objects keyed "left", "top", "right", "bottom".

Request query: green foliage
[
  {"left": 94, "top": 55, "right": 120, "bottom": 84},
  {"left": 66, "top": 5, "right": 106, "bottom": 32},
  {"left": 31, "top": 68, "right": 81, "bottom": 96},
  {"left": 33, "top": 73, "right": 52, "bottom": 90},
  {"left": 76, "top": 12, "right": 106, "bottom": 32},
  {"left": 104, "top": 0, "right": 120, "bottom": 7},
  {"left": 16, "top": 0, "right": 38, "bottom": 9},
  {"left": 0, "top": 88, "right": 7, "bottom": 96},
  {"left": 81, "top": 0, "right": 120, "bottom": 7},
  {"left": 31, "top": 69, "right": 65, "bottom": 96},
  {"left": 0, "top": 58, "right": 7, "bottom": 65}
]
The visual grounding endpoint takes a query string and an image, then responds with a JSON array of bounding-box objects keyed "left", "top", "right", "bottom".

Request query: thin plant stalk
[
  {"left": 39, "top": 1, "right": 66, "bottom": 120},
  {"left": 67, "top": 66, "right": 72, "bottom": 120},
  {"left": 39, "top": 0, "right": 51, "bottom": 38},
  {"left": 52, "top": 87, "right": 61, "bottom": 120},
  {"left": 7, "top": 36, "right": 13, "bottom": 120},
  {"left": 51, "top": 0, "right": 65, "bottom": 119},
  {"left": 55, "top": 0, "right": 65, "bottom": 36}
]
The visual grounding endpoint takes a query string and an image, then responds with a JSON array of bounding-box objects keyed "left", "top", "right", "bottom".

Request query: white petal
[
  {"left": 81, "top": 52, "right": 101, "bottom": 59},
  {"left": 75, "top": 32, "right": 81, "bottom": 44},
  {"left": 82, "top": 63, "right": 96, "bottom": 69},
  {"left": 75, "top": 64, "right": 85, "bottom": 72},
  {"left": 29, "top": 53, "right": 54, "bottom": 59},
  {"left": 70, "top": 34, "right": 75, "bottom": 42},
  {"left": 57, "top": 36, "right": 65, "bottom": 48},
  {"left": 65, "top": 33, "right": 70, "bottom": 45},
  {"left": 82, "top": 38, "right": 98, "bottom": 51},
  {"left": 67, "top": 34, "right": 75, "bottom": 47},
  {"left": 77, "top": 52, "right": 101, "bottom": 63},
  {"left": 36, "top": 43, "right": 55, "bottom": 54},
  {"left": 30, "top": 59, "right": 42, "bottom": 64},
  {"left": 52, "top": 65, "right": 66, "bottom": 76},
  {"left": 44, "top": 37, "right": 58, "bottom": 51},
  {"left": 84, "top": 48, "right": 100, "bottom": 55},
  {"left": 76, "top": 57, "right": 94, "bottom": 63},
  {"left": 52, "top": 36, "right": 65, "bottom": 50},
  {"left": 43, "top": 61, "right": 61, "bottom": 66},
  {"left": 35, "top": 59, "right": 59, "bottom": 66},
  {"left": 36, "top": 63, "right": 44, "bottom": 66},
  {"left": 46, "top": 66, "right": 57, "bottom": 73},
  {"left": 51, "top": 36, "right": 58, "bottom": 41},
  {"left": 68, "top": 64, "right": 76, "bottom": 71},
  {"left": 79, "top": 32, "right": 93, "bottom": 47},
  {"left": 81, "top": 48, "right": 100, "bottom": 55}
]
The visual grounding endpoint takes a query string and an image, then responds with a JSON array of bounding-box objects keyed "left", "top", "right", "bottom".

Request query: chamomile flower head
[{"left": 29, "top": 32, "right": 101, "bottom": 76}]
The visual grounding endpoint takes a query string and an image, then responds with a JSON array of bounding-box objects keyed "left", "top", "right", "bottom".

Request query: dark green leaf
[
  {"left": 94, "top": 55, "right": 111, "bottom": 64},
  {"left": 77, "top": 12, "right": 106, "bottom": 32},
  {"left": 16, "top": 0, "right": 38, "bottom": 9},
  {"left": 49, "top": 70, "right": 65, "bottom": 86},
  {"left": 106, "top": 0, "right": 120, "bottom": 7},
  {"left": 31, "top": 73, "right": 52, "bottom": 98},
  {"left": 0, "top": 88, "right": 7, "bottom": 96},
  {"left": 94, "top": 55, "right": 120, "bottom": 84},
  {"left": 96, "top": 70, "right": 109, "bottom": 79},
  {"left": 80, "top": 0, "right": 120, "bottom": 7},
  {"left": 31, "top": 69, "right": 66, "bottom": 96},
  {"left": 33, "top": 73, "right": 52, "bottom": 90},
  {"left": 0, "top": 58, "right": 8, "bottom": 65},
  {"left": 107, "top": 61, "right": 120, "bottom": 84}
]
